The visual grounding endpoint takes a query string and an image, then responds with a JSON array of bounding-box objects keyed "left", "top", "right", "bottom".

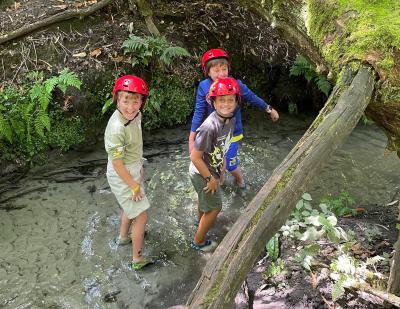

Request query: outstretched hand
[{"left": 269, "top": 108, "right": 279, "bottom": 122}]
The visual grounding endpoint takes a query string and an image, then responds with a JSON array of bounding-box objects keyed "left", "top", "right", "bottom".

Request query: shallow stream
[{"left": 1, "top": 111, "right": 399, "bottom": 308}]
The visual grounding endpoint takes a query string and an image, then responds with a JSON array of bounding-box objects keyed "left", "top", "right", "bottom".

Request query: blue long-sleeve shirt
[{"left": 190, "top": 78, "right": 270, "bottom": 137}]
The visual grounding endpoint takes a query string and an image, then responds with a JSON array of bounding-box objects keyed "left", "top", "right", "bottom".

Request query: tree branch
[{"left": 0, "top": 0, "right": 115, "bottom": 45}]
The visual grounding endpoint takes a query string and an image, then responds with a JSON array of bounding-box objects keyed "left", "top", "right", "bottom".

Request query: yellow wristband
[{"left": 131, "top": 185, "right": 140, "bottom": 194}]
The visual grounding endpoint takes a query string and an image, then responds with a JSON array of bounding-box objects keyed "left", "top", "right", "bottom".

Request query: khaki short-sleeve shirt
[{"left": 104, "top": 110, "right": 143, "bottom": 165}]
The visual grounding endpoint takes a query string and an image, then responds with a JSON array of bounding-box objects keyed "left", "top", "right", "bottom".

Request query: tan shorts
[{"left": 107, "top": 161, "right": 150, "bottom": 219}]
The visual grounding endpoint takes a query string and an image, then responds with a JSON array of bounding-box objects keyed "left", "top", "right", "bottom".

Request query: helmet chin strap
[
  {"left": 215, "top": 110, "right": 234, "bottom": 129},
  {"left": 215, "top": 111, "right": 234, "bottom": 120},
  {"left": 117, "top": 108, "right": 140, "bottom": 126}
]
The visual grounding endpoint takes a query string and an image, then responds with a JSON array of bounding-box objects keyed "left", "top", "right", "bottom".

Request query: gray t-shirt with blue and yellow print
[{"left": 190, "top": 112, "right": 235, "bottom": 178}]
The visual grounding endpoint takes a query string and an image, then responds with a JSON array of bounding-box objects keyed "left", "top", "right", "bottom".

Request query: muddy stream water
[{"left": 1, "top": 111, "right": 399, "bottom": 308}]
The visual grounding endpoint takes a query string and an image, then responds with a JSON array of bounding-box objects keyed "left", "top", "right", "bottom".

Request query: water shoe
[
  {"left": 131, "top": 257, "right": 154, "bottom": 270},
  {"left": 116, "top": 236, "right": 131, "bottom": 246},
  {"left": 190, "top": 239, "right": 217, "bottom": 252}
]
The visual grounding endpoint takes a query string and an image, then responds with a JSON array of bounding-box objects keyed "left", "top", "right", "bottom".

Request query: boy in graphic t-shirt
[{"left": 189, "top": 77, "right": 240, "bottom": 252}]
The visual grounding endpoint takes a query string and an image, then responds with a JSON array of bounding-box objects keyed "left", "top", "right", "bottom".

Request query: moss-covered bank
[{"left": 307, "top": 0, "right": 400, "bottom": 152}]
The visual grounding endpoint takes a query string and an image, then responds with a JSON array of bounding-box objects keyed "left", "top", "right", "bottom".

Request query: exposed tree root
[{"left": 0, "top": 185, "right": 48, "bottom": 205}]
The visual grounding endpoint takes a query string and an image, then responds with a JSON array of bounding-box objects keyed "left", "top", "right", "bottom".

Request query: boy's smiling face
[
  {"left": 213, "top": 94, "right": 237, "bottom": 117},
  {"left": 117, "top": 91, "right": 143, "bottom": 120},
  {"left": 208, "top": 63, "right": 229, "bottom": 81}
]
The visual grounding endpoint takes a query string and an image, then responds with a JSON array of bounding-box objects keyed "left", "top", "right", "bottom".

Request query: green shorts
[{"left": 189, "top": 171, "right": 222, "bottom": 213}]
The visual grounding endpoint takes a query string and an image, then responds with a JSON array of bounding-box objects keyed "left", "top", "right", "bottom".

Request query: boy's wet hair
[{"left": 205, "top": 58, "right": 229, "bottom": 75}]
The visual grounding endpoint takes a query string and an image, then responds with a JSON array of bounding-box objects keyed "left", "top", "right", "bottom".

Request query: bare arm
[
  {"left": 188, "top": 131, "right": 197, "bottom": 154},
  {"left": 190, "top": 148, "right": 219, "bottom": 194}
]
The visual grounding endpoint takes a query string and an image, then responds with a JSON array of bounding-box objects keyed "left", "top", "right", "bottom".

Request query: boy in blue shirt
[{"left": 188, "top": 48, "right": 279, "bottom": 188}]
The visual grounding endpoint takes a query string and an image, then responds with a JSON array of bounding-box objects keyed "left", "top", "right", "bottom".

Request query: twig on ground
[
  {"left": 374, "top": 223, "right": 389, "bottom": 231},
  {"left": 1, "top": 58, "right": 5, "bottom": 81},
  {"left": 11, "top": 61, "right": 23, "bottom": 83},
  {"left": 31, "top": 39, "right": 38, "bottom": 66},
  {"left": 321, "top": 295, "right": 334, "bottom": 309},
  {"left": 38, "top": 59, "right": 52, "bottom": 69}
]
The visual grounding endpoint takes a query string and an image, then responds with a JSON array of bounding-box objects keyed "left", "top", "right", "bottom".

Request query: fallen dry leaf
[
  {"left": 89, "top": 48, "right": 102, "bottom": 58},
  {"left": 110, "top": 55, "right": 124, "bottom": 63},
  {"left": 351, "top": 243, "right": 363, "bottom": 255},
  {"left": 7, "top": 1, "right": 21, "bottom": 11},
  {"left": 73, "top": 2, "right": 84, "bottom": 8},
  {"left": 73, "top": 52, "right": 87, "bottom": 58}
]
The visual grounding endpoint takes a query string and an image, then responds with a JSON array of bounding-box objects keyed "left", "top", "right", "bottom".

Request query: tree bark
[
  {"left": 239, "top": 0, "right": 330, "bottom": 74},
  {"left": 186, "top": 65, "right": 376, "bottom": 308},
  {"left": 134, "top": 0, "right": 160, "bottom": 36},
  {"left": 0, "top": 0, "right": 115, "bottom": 45},
  {"left": 387, "top": 200, "right": 400, "bottom": 295}
]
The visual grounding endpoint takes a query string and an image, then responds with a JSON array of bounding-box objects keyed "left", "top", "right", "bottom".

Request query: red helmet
[
  {"left": 112, "top": 75, "right": 148, "bottom": 107},
  {"left": 209, "top": 77, "right": 241, "bottom": 99},
  {"left": 201, "top": 48, "right": 230, "bottom": 74}
]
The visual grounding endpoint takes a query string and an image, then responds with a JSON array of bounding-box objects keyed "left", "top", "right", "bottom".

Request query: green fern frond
[
  {"left": 122, "top": 35, "right": 148, "bottom": 53},
  {"left": 57, "top": 69, "right": 81, "bottom": 92},
  {"left": 34, "top": 110, "right": 51, "bottom": 138},
  {"left": 315, "top": 76, "right": 332, "bottom": 96},
  {"left": 290, "top": 55, "right": 331, "bottom": 96},
  {"left": 304, "top": 70, "right": 315, "bottom": 82},
  {"left": 160, "top": 46, "right": 190, "bottom": 66},
  {"left": 0, "top": 114, "right": 13, "bottom": 143},
  {"left": 290, "top": 55, "right": 312, "bottom": 77},
  {"left": 29, "top": 84, "right": 50, "bottom": 110},
  {"left": 10, "top": 117, "right": 25, "bottom": 140},
  {"left": 44, "top": 76, "right": 59, "bottom": 94},
  {"left": 25, "top": 71, "right": 44, "bottom": 82}
]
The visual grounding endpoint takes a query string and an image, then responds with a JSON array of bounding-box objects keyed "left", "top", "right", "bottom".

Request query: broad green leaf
[
  {"left": 302, "top": 193, "right": 312, "bottom": 201},
  {"left": 295, "top": 199, "right": 304, "bottom": 210},
  {"left": 319, "top": 203, "right": 329, "bottom": 213},
  {"left": 299, "top": 227, "right": 321, "bottom": 241},
  {"left": 305, "top": 215, "right": 321, "bottom": 226}
]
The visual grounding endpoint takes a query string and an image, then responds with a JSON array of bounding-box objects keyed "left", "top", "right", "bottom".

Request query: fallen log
[
  {"left": 0, "top": 0, "right": 115, "bottom": 45},
  {"left": 186, "top": 64, "right": 376, "bottom": 308},
  {"left": 387, "top": 199, "right": 400, "bottom": 295},
  {"left": 355, "top": 283, "right": 400, "bottom": 308}
]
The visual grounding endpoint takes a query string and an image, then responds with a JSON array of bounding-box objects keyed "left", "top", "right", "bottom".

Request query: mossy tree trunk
[
  {"left": 186, "top": 65, "right": 376, "bottom": 308},
  {"left": 388, "top": 200, "right": 400, "bottom": 295}
]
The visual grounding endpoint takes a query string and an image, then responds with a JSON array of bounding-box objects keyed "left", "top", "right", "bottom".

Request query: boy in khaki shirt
[{"left": 105, "top": 75, "right": 152, "bottom": 270}]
